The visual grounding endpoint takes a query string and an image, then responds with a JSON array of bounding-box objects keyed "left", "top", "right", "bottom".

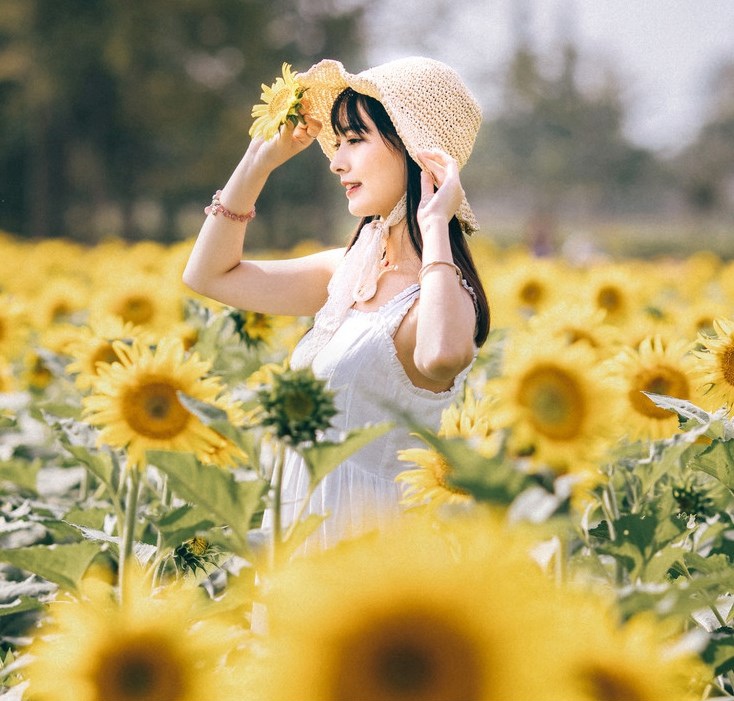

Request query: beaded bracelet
[{"left": 204, "top": 190, "right": 256, "bottom": 223}]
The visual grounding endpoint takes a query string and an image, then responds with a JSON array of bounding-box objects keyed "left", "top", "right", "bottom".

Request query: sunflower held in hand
[{"left": 249, "top": 62, "right": 307, "bottom": 140}]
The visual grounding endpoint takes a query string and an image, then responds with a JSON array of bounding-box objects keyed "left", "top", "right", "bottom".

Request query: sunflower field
[{"left": 2, "top": 229, "right": 734, "bottom": 700}]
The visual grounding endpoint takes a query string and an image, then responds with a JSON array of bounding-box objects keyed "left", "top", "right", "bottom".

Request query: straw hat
[{"left": 298, "top": 56, "right": 482, "bottom": 234}]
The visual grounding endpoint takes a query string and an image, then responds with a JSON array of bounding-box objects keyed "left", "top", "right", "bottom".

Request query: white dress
[{"left": 272, "top": 283, "right": 473, "bottom": 553}]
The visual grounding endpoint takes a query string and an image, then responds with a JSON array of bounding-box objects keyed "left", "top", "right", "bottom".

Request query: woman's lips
[{"left": 343, "top": 182, "right": 361, "bottom": 198}]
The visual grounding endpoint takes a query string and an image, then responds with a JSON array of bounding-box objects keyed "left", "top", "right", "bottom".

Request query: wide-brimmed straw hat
[{"left": 298, "top": 56, "right": 482, "bottom": 234}]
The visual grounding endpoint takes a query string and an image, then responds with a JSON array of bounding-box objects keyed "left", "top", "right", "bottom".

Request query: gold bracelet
[{"left": 418, "top": 260, "right": 461, "bottom": 283}]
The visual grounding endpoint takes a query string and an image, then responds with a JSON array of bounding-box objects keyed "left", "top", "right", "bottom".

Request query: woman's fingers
[{"left": 417, "top": 149, "right": 457, "bottom": 187}]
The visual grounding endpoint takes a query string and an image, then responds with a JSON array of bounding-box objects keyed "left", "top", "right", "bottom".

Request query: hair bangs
[{"left": 330, "top": 88, "right": 371, "bottom": 137}]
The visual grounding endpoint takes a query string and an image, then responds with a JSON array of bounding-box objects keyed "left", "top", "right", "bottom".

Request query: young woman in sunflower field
[{"left": 183, "top": 57, "right": 490, "bottom": 551}]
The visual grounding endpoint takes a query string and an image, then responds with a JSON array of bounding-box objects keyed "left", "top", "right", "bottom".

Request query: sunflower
[
  {"left": 255, "top": 365, "right": 337, "bottom": 445},
  {"left": 0, "top": 354, "right": 16, "bottom": 393},
  {"left": 488, "top": 252, "right": 569, "bottom": 327},
  {"left": 249, "top": 62, "right": 307, "bottom": 141},
  {"left": 605, "top": 335, "right": 703, "bottom": 442},
  {"left": 25, "top": 569, "right": 248, "bottom": 701},
  {"left": 559, "top": 602, "right": 708, "bottom": 701},
  {"left": 0, "top": 294, "right": 30, "bottom": 360},
  {"left": 527, "top": 301, "right": 621, "bottom": 359},
  {"left": 83, "top": 337, "right": 246, "bottom": 470},
  {"left": 22, "top": 350, "right": 55, "bottom": 392},
  {"left": 396, "top": 391, "right": 499, "bottom": 508},
  {"left": 91, "top": 272, "right": 181, "bottom": 336},
  {"left": 582, "top": 262, "right": 652, "bottom": 327},
  {"left": 258, "top": 514, "right": 581, "bottom": 701},
  {"left": 692, "top": 316, "right": 734, "bottom": 413},
  {"left": 228, "top": 309, "right": 276, "bottom": 348},
  {"left": 66, "top": 316, "right": 153, "bottom": 390},
  {"left": 487, "top": 330, "right": 622, "bottom": 479},
  {"left": 31, "top": 276, "right": 90, "bottom": 328},
  {"left": 678, "top": 298, "right": 731, "bottom": 341}
]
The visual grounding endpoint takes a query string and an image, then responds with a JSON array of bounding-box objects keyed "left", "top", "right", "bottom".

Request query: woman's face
[{"left": 329, "top": 108, "right": 406, "bottom": 220}]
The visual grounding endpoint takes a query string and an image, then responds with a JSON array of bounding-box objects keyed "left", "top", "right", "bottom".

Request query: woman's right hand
[{"left": 247, "top": 111, "right": 322, "bottom": 173}]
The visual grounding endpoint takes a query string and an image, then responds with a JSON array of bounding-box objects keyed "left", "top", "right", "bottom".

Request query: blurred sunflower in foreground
[
  {"left": 25, "top": 570, "right": 248, "bottom": 701},
  {"left": 255, "top": 512, "right": 704, "bottom": 701},
  {"left": 83, "top": 337, "right": 246, "bottom": 470}
]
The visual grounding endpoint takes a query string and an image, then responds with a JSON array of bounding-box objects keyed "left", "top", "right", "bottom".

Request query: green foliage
[
  {"left": 0, "top": 542, "right": 100, "bottom": 592},
  {"left": 0, "top": 0, "right": 366, "bottom": 242},
  {"left": 146, "top": 450, "right": 267, "bottom": 554}
]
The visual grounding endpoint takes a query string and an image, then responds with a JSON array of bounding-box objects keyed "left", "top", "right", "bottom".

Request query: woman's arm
[
  {"left": 182, "top": 114, "right": 344, "bottom": 317},
  {"left": 411, "top": 150, "right": 476, "bottom": 384}
]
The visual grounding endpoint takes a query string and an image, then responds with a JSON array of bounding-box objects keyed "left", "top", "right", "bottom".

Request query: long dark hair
[{"left": 330, "top": 88, "right": 490, "bottom": 346}]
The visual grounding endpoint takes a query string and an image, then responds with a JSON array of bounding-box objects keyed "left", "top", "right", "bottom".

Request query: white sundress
[{"left": 272, "top": 283, "right": 473, "bottom": 553}]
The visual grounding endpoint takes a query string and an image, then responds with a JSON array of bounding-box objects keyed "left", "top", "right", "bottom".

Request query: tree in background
[
  {"left": 674, "top": 59, "right": 734, "bottom": 217},
  {"left": 466, "top": 37, "right": 667, "bottom": 230},
  {"left": 0, "top": 0, "right": 365, "bottom": 243}
]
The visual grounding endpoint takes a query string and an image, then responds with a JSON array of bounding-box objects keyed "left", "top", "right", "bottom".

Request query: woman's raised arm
[{"left": 182, "top": 114, "right": 344, "bottom": 317}]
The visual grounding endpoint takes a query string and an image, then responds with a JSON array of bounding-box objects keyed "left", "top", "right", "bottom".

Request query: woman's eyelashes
[{"left": 334, "top": 133, "right": 364, "bottom": 149}]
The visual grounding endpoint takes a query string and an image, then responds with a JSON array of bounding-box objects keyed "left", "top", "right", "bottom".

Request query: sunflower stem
[
  {"left": 119, "top": 469, "right": 141, "bottom": 597},
  {"left": 284, "top": 482, "right": 318, "bottom": 543},
  {"left": 152, "top": 475, "right": 171, "bottom": 588},
  {"left": 270, "top": 441, "right": 286, "bottom": 566}
]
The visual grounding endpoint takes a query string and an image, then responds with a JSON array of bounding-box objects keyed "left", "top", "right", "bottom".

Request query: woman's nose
[{"left": 329, "top": 147, "right": 346, "bottom": 174}]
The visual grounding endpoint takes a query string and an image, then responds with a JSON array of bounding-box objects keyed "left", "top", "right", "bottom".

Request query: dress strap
[{"left": 382, "top": 284, "right": 420, "bottom": 337}]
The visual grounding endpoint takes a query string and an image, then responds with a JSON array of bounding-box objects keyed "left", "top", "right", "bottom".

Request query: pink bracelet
[{"left": 204, "top": 190, "right": 256, "bottom": 223}]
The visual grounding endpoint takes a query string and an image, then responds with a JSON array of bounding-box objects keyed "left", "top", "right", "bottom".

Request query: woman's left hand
[{"left": 416, "top": 149, "right": 464, "bottom": 229}]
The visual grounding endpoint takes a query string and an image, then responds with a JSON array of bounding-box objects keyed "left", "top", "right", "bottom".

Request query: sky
[{"left": 363, "top": 0, "right": 734, "bottom": 154}]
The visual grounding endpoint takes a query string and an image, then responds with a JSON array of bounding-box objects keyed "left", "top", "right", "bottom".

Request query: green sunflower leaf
[
  {"left": 146, "top": 450, "right": 267, "bottom": 553},
  {"left": 0, "top": 595, "right": 44, "bottom": 618},
  {"left": 702, "top": 627, "right": 734, "bottom": 676},
  {"left": 0, "top": 459, "right": 41, "bottom": 494},
  {"left": 689, "top": 439, "right": 734, "bottom": 492},
  {"left": 0, "top": 541, "right": 101, "bottom": 592},
  {"left": 154, "top": 504, "right": 219, "bottom": 550},
  {"left": 300, "top": 423, "right": 392, "bottom": 482}
]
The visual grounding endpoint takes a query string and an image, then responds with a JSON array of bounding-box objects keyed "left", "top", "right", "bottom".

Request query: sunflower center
[
  {"left": 520, "top": 281, "right": 543, "bottom": 307},
  {"left": 91, "top": 634, "right": 186, "bottom": 701},
  {"left": 122, "top": 380, "right": 190, "bottom": 439},
  {"left": 580, "top": 665, "right": 644, "bottom": 701},
  {"left": 283, "top": 390, "right": 315, "bottom": 423},
  {"left": 433, "top": 455, "right": 470, "bottom": 496},
  {"left": 117, "top": 295, "right": 155, "bottom": 325},
  {"left": 565, "top": 327, "right": 599, "bottom": 348},
  {"left": 51, "top": 301, "right": 73, "bottom": 322},
  {"left": 268, "top": 88, "right": 294, "bottom": 117},
  {"left": 721, "top": 344, "right": 734, "bottom": 387},
  {"left": 518, "top": 364, "right": 585, "bottom": 440},
  {"left": 92, "top": 342, "right": 122, "bottom": 369},
  {"left": 696, "top": 316, "right": 714, "bottom": 335},
  {"left": 332, "top": 611, "right": 482, "bottom": 701},
  {"left": 597, "top": 286, "right": 622, "bottom": 314},
  {"left": 629, "top": 365, "right": 690, "bottom": 419}
]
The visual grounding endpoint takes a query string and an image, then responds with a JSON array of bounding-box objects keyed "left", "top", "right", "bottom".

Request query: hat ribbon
[{"left": 290, "top": 195, "right": 407, "bottom": 369}]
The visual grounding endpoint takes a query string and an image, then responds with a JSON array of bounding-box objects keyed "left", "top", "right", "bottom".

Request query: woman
[{"left": 183, "top": 57, "right": 489, "bottom": 551}]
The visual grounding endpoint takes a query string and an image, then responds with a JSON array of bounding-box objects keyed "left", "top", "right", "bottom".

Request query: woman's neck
[{"left": 382, "top": 221, "right": 419, "bottom": 275}]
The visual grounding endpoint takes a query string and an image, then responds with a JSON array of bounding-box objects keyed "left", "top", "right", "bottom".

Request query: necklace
[{"left": 379, "top": 257, "right": 399, "bottom": 275}]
